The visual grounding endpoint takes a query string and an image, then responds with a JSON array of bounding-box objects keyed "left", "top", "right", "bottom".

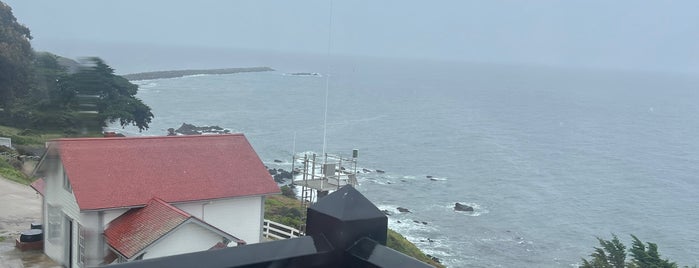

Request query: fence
[
  {"left": 262, "top": 219, "right": 303, "bottom": 240},
  {"left": 0, "top": 151, "right": 18, "bottom": 161}
]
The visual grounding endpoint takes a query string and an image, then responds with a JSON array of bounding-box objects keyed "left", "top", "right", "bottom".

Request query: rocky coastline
[
  {"left": 122, "top": 67, "right": 274, "bottom": 81},
  {"left": 163, "top": 123, "right": 449, "bottom": 266}
]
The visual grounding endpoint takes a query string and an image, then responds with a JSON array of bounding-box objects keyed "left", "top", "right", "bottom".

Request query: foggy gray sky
[{"left": 5, "top": 0, "right": 699, "bottom": 74}]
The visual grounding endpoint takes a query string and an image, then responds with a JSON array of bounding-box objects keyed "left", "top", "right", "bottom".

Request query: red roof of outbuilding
[
  {"left": 104, "top": 198, "right": 244, "bottom": 259},
  {"left": 104, "top": 198, "right": 190, "bottom": 258},
  {"left": 54, "top": 134, "right": 279, "bottom": 210}
]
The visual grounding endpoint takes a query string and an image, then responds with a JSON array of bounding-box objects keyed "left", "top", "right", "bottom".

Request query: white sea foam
[
  {"left": 181, "top": 74, "right": 210, "bottom": 78},
  {"left": 282, "top": 72, "right": 323, "bottom": 77},
  {"left": 135, "top": 82, "right": 159, "bottom": 88}
]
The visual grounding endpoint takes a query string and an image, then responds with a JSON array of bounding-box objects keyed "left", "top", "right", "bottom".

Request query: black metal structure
[{"left": 107, "top": 185, "right": 433, "bottom": 268}]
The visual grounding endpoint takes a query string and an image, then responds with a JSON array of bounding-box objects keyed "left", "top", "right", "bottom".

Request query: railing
[
  {"left": 262, "top": 219, "right": 303, "bottom": 240},
  {"left": 0, "top": 152, "right": 40, "bottom": 161},
  {"left": 0, "top": 151, "right": 18, "bottom": 161}
]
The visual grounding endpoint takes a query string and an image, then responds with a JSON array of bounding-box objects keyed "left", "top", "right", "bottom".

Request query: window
[
  {"left": 47, "top": 205, "right": 62, "bottom": 241},
  {"left": 78, "top": 224, "right": 86, "bottom": 267},
  {"left": 62, "top": 168, "right": 72, "bottom": 193}
]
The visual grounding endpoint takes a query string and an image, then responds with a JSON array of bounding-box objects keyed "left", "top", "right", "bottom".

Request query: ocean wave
[
  {"left": 282, "top": 72, "right": 323, "bottom": 77},
  {"left": 181, "top": 74, "right": 210, "bottom": 78},
  {"left": 135, "top": 81, "right": 159, "bottom": 88}
]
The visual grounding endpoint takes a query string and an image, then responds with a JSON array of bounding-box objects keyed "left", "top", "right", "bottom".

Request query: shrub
[{"left": 280, "top": 185, "right": 296, "bottom": 199}]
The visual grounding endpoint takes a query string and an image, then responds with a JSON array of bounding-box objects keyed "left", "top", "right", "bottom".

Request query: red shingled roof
[
  {"left": 55, "top": 134, "right": 279, "bottom": 210},
  {"left": 104, "top": 198, "right": 190, "bottom": 258},
  {"left": 104, "top": 198, "right": 244, "bottom": 259}
]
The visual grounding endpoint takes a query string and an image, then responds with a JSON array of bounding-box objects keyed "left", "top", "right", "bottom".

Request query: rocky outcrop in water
[
  {"left": 454, "top": 202, "right": 474, "bottom": 212},
  {"left": 426, "top": 254, "right": 442, "bottom": 264},
  {"left": 397, "top": 207, "right": 411, "bottom": 213},
  {"left": 174, "top": 123, "right": 230, "bottom": 135},
  {"left": 273, "top": 169, "right": 293, "bottom": 183}
]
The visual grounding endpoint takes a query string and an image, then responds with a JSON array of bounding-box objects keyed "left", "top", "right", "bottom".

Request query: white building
[
  {"left": 32, "top": 134, "right": 280, "bottom": 267},
  {"left": 0, "top": 137, "right": 11, "bottom": 148}
]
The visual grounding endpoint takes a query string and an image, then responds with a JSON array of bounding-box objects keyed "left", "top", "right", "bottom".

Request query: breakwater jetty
[{"left": 122, "top": 67, "right": 274, "bottom": 81}]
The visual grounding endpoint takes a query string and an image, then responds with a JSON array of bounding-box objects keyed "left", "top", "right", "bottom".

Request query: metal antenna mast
[{"left": 321, "top": 0, "right": 334, "bottom": 158}]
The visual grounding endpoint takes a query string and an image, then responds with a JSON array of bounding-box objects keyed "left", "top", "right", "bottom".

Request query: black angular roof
[{"left": 309, "top": 185, "right": 386, "bottom": 221}]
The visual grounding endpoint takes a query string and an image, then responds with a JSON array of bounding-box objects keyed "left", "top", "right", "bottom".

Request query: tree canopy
[
  {"left": 0, "top": 1, "right": 153, "bottom": 132},
  {"left": 58, "top": 58, "right": 153, "bottom": 131},
  {"left": 0, "top": 1, "right": 33, "bottom": 111},
  {"left": 581, "top": 235, "right": 679, "bottom": 268}
]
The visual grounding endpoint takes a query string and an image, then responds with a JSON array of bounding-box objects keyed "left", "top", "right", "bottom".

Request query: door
[{"left": 63, "top": 216, "right": 73, "bottom": 268}]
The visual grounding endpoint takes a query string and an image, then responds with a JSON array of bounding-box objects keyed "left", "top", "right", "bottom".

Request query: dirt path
[
  {"left": 0, "top": 177, "right": 58, "bottom": 268},
  {"left": 0, "top": 178, "right": 41, "bottom": 238}
]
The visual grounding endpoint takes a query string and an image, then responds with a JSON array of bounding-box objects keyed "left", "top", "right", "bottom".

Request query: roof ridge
[
  {"left": 149, "top": 197, "right": 192, "bottom": 218},
  {"left": 54, "top": 133, "right": 244, "bottom": 142}
]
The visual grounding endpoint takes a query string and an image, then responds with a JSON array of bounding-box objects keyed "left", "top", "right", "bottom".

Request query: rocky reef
[{"left": 168, "top": 123, "right": 231, "bottom": 135}]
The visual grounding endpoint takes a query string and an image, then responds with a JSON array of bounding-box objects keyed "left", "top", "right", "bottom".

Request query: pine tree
[{"left": 581, "top": 235, "right": 679, "bottom": 268}]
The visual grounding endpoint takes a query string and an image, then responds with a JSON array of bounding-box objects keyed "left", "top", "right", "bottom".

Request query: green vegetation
[
  {"left": 0, "top": 125, "right": 65, "bottom": 146},
  {"left": 0, "top": 1, "right": 153, "bottom": 133},
  {"left": 0, "top": 146, "right": 32, "bottom": 185},
  {"left": 0, "top": 165, "right": 31, "bottom": 184},
  {"left": 280, "top": 185, "right": 296, "bottom": 199},
  {"left": 0, "top": 236, "right": 6, "bottom": 242},
  {"left": 580, "top": 234, "right": 689, "bottom": 268},
  {"left": 265, "top": 194, "right": 445, "bottom": 267},
  {"left": 0, "top": 1, "right": 33, "bottom": 112},
  {"left": 265, "top": 195, "right": 305, "bottom": 228},
  {"left": 387, "top": 229, "right": 445, "bottom": 268}
]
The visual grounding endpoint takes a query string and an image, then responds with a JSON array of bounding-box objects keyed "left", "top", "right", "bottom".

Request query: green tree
[
  {"left": 0, "top": 1, "right": 34, "bottom": 115},
  {"left": 581, "top": 235, "right": 627, "bottom": 268},
  {"left": 58, "top": 58, "right": 153, "bottom": 131},
  {"left": 627, "top": 235, "right": 676, "bottom": 268},
  {"left": 581, "top": 235, "right": 678, "bottom": 268}
]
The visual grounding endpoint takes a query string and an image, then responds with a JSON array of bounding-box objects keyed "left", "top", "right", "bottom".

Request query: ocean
[{"left": 110, "top": 57, "right": 699, "bottom": 267}]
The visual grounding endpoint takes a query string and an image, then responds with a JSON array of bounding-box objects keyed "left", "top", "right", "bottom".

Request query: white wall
[
  {"left": 176, "top": 196, "right": 263, "bottom": 244},
  {"left": 143, "top": 222, "right": 225, "bottom": 260},
  {"left": 103, "top": 209, "right": 128, "bottom": 225},
  {"left": 43, "top": 159, "right": 81, "bottom": 267},
  {"left": 80, "top": 212, "right": 100, "bottom": 267},
  {"left": 79, "top": 207, "right": 126, "bottom": 267}
]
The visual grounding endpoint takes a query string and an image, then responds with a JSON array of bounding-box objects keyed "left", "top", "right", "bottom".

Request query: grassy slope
[
  {"left": 0, "top": 125, "right": 62, "bottom": 185},
  {"left": 0, "top": 125, "right": 64, "bottom": 146},
  {"left": 265, "top": 195, "right": 445, "bottom": 268},
  {"left": 0, "top": 160, "right": 32, "bottom": 185}
]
